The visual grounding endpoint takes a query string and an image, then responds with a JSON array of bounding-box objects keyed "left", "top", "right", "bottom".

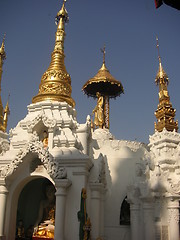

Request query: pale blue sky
[{"left": 0, "top": 0, "right": 180, "bottom": 143}]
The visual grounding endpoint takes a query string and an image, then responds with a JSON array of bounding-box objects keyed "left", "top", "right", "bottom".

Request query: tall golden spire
[
  {"left": 32, "top": 1, "right": 75, "bottom": 107},
  {"left": 0, "top": 34, "right": 6, "bottom": 132},
  {"left": 154, "top": 37, "right": 178, "bottom": 132}
]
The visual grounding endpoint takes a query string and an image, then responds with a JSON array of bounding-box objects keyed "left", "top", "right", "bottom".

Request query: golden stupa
[
  {"left": 154, "top": 37, "right": 178, "bottom": 132},
  {"left": 32, "top": 1, "right": 75, "bottom": 107},
  {"left": 82, "top": 46, "right": 124, "bottom": 129}
]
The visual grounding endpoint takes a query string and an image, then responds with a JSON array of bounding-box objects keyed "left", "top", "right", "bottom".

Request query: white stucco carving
[
  {"left": 0, "top": 139, "right": 9, "bottom": 155},
  {"left": 20, "top": 110, "right": 57, "bottom": 132},
  {"left": 0, "top": 131, "right": 9, "bottom": 155},
  {"left": 0, "top": 132, "right": 68, "bottom": 180}
]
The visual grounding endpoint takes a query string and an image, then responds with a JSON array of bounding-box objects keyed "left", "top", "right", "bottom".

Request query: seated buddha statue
[
  {"left": 33, "top": 208, "right": 55, "bottom": 238},
  {"left": 42, "top": 130, "right": 48, "bottom": 148},
  {"left": 33, "top": 185, "right": 56, "bottom": 239}
]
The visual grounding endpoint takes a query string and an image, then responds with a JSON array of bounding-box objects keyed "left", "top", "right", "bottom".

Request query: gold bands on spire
[
  {"left": 32, "top": 1, "right": 75, "bottom": 107},
  {"left": 3, "top": 94, "right": 10, "bottom": 132},
  {"left": 0, "top": 35, "right": 9, "bottom": 132},
  {"left": 154, "top": 37, "right": 178, "bottom": 132}
]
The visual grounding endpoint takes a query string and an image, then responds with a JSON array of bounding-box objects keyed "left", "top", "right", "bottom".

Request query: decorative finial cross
[
  {"left": 100, "top": 45, "right": 106, "bottom": 64},
  {"left": 55, "top": 0, "right": 68, "bottom": 25},
  {"left": 156, "top": 36, "right": 161, "bottom": 63},
  {"left": 63, "top": 0, "right": 67, "bottom": 6}
]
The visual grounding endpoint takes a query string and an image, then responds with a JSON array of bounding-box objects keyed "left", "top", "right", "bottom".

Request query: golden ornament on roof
[
  {"left": 82, "top": 46, "right": 124, "bottom": 129},
  {"left": 82, "top": 46, "right": 124, "bottom": 98},
  {"left": 32, "top": 1, "right": 75, "bottom": 107},
  {"left": 154, "top": 37, "right": 178, "bottom": 132}
]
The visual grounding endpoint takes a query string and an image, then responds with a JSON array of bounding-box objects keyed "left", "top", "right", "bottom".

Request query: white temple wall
[{"left": 92, "top": 142, "right": 143, "bottom": 240}]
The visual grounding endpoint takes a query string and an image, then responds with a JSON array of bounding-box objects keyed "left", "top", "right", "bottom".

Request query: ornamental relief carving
[
  {"left": 0, "top": 139, "right": 9, "bottom": 155},
  {"left": 167, "top": 176, "right": 180, "bottom": 195},
  {"left": 22, "top": 111, "right": 56, "bottom": 131},
  {"left": 149, "top": 128, "right": 180, "bottom": 144},
  {"left": 97, "top": 153, "right": 107, "bottom": 187},
  {"left": 141, "top": 149, "right": 155, "bottom": 171},
  {"left": 41, "top": 69, "right": 71, "bottom": 82},
  {"left": 168, "top": 208, "right": 179, "bottom": 224},
  {"left": 0, "top": 133, "right": 67, "bottom": 180},
  {"left": 39, "top": 82, "right": 71, "bottom": 95}
]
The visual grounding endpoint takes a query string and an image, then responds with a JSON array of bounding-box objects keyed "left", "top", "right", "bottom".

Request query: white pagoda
[{"left": 0, "top": 2, "right": 180, "bottom": 240}]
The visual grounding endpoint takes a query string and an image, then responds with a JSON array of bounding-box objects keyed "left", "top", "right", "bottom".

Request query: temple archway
[{"left": 15, "top": 178, "right": 55, "bottom": 239}]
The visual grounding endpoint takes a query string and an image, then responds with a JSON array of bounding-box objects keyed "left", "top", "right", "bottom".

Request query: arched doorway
[
  {"left": 15, "top": 178, "right": 55, "bottom": 239},
  {"left": 120, "top": 196, "right": 130, "bottom": 226}
]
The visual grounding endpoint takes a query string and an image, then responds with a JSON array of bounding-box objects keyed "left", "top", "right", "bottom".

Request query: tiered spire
[
  {"left": 0, "top": 35, "right": 9, "bottom": 132},
  {"left": 154, "top": 37, "right": 178, "bottom": 132},
  {"left": 32, "top": 1, "right": 75, "bottom": 107}
]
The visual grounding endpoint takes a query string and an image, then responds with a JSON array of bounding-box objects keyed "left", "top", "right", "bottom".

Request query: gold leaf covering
[
  {"left": 0, "top": 35, "right": 7, "bottom": 132},
  {"left": 82, "top": 62, "right": 124, "bottom": 98},
  {"left": 154, "top": 38, "right": 178, "bottom": 132},
  {"left": 32, "top": 2, "right": 75, "bottom": 107}
]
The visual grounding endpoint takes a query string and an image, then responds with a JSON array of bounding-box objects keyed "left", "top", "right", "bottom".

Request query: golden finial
[
  {"left": 32, "top": 0, "right": 75, "bottom": 107},
  {"left": 3, "top": 93, "right": 10, "bottom": 132},
  {"left": 0, "top": 34, "right": 6, "bottom": 132},
  {"left": 155, "top": 36, "right": 168, "bottom": 85},
  {"left": 154, "top": 37, "right": 178, "bottom": 132},
  {"left": 55, "top": 0, "right": 69, "bottom": 26},
  {"left": 100, "top": 45, "right": 106, "bottom": 64},
  {"left": 156, "top": 36, "right": 161, "bottom": 64}
]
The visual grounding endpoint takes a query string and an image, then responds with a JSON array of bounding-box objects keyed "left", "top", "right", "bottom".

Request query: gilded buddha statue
[
  {"left": 33, "top": 185, "right": 56, "bottom": 239},
  {"left": 42, "top": 130, "right": 48, "bottom": 148}
]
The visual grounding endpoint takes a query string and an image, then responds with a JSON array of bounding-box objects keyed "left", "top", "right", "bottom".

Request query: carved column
[
  {"left": 90, "top": 182, "right": 103, "bottom": 240},
  {"left": 0, "top": 184, "right": 8, "bottom": 237},
  {"left": 168, "top": 198, "right": 179, "bottom": 240},
  {"left": 54, "top": 179, "right": 71, "bottom": 240},
  {"left": 130, "top": 203, "right": 140, "bottom": 240},
  {"left": 143, "top": 199, "right": 155, "bottom": 240}
]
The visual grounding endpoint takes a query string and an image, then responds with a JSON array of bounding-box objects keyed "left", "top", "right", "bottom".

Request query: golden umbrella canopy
[
  {"left": 82, "top": 47, "right": 124, "bottom": 129},
  {"left": 82, "top": 59, "right": 124, "bottom": 98}
]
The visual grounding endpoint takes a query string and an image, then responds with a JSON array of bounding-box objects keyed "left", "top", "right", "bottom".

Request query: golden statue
[
  {"left": 33, "top": 209, "right": 55, "bottom": 238},
  {"left": 92, "top": 92, "right": 104, "bottom": 128},
  {"left": 42, "top": 130, "right": 48, "bottom": 148},
  {"left": 16, "top": 220, "right": 25, "bottom": 239},
  {"left": 33, "top": 185, "right": 56, "bottom": 239}
]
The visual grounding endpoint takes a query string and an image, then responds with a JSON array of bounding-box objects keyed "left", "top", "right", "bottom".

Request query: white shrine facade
[{"left": 0, "top": 2, "right": 180, "bottom": 240}]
